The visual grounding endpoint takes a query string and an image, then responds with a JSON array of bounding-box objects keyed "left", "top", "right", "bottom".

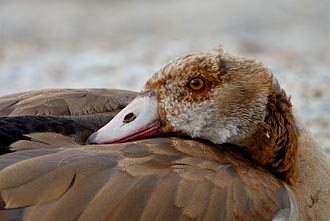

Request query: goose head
[{"left": 88, "top": 46, "right": 299, "bottom": 184}]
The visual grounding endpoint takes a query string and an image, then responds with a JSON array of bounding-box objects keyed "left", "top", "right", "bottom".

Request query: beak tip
[{"left": 87, "top": 132, "right": 98, "bottom": 145}]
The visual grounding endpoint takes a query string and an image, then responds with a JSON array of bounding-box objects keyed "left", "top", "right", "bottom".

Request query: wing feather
[
  {"left": 0, "top": 89, "right": 136, "bottom": 117},
  {"left": 0, "top": 138, "right": 295, "bottom": 221}
]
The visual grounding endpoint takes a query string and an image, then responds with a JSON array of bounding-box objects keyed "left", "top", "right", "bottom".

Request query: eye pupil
[
  {"left": 188, "top": 78, "right": 204, "bottom": 90},
  {"left": 191, "top": 79, "right": 200, "bottom": 86}
]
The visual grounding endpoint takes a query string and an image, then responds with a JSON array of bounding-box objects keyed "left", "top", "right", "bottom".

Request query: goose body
[{"left": 0, "top": 47, "right": 329, "bottom": 220}]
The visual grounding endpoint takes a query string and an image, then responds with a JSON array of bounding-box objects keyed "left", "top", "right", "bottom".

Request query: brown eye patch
[{"left": 187, "top": 78, "right": 205, "bottom": 91}]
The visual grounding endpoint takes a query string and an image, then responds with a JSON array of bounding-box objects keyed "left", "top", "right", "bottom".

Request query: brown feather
[
  {"left": 242, "top": 77, "right": 299, "bottom": 185},
  {"left": 0, "top": 138, "right": 293, "bottom": 221},
  {"left": 0, "top": 89, "right": 137, "bottom": 117}
]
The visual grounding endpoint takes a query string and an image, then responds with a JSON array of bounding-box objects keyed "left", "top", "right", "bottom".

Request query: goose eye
[{"left": 188, "top": 78, "right": 204, "bottom": 91}]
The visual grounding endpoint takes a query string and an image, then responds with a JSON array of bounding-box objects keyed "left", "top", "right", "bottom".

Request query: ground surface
[{"left": 0, "top": 0, "right": 329, "bottom": 154}]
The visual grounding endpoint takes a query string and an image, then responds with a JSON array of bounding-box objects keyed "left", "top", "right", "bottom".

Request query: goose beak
[{"left": 87, "top": 91, "right": 163, "bottom": 144}]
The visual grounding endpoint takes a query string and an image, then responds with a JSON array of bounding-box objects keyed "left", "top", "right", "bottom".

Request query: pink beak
[{"left": 87, "top": 91, "right": 163, "bottom": 144}]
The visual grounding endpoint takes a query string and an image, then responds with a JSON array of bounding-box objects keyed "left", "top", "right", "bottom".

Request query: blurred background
[{"left": 0, "top": 0, "right": 329, "bottom": 154}]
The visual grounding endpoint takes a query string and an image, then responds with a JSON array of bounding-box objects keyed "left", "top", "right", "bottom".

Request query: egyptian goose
[{"left": 0, "top": 47, "right": 329, "bottom": 220}]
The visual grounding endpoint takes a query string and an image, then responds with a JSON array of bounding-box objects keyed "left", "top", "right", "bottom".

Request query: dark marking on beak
[{"left": 86, "top": 132, "right": 98, "bottom": 144}]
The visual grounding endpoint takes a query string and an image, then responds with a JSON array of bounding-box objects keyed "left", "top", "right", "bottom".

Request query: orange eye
[{"left": 188, "top": 78, "right": 204, "bottom": 91}]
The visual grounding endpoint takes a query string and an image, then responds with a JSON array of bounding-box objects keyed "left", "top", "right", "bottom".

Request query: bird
[{"left": 0, "top": 47, "right": 329, "bottom": 221}]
